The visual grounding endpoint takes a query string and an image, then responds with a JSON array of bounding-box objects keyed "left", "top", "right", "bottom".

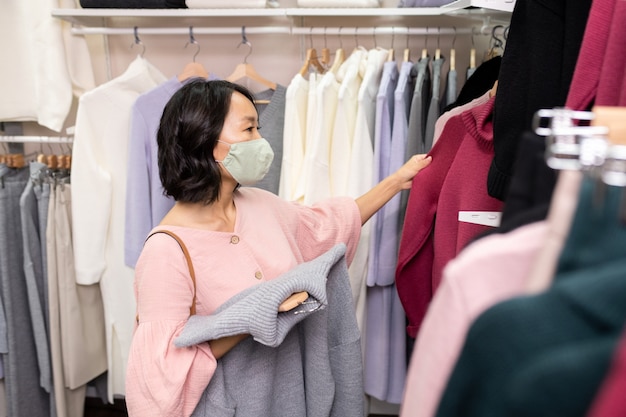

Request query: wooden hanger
[
  {"left": 178, "top": 27, "right": 209, "bottom": 82},
  {"left": 227, "top": 62, "right": 276, "bottom": 90},
  {"left": 178, "top": 62, "right": 208, "bottom": 82},
  {"left": 321, "top": 47, "right": 331, "bottom": 68},
  {"left": 489, "top": 80, "right": 498, "bottom": 98},
  {"left": 400, "top": 28, "right": 410, "bottom": 62},
  {"left": 450, "top": 48, "right": 456, "bottom": 71},
  {"left": 421, "top": 27, "right": 429, "bottom": 60},
  {"left": 299, "top": 48, "right": 326, "bottom": 77},
  {"left": 450, "top": 27, "right": 457, "bottom": 72},
  {"left": 386, "top": 27, "right": 395, "bottom": 62},
  {"left": 10, "top": 153, "right": 25, "bottom": 169},
  {"left": 592, "top": 106, "right": 626, "bottom": 145},
  {"left": 227, "top": 28, "right": 277, "bottom": 92},
  {"left": 329, "top": 47, "right": 345, "bottom": 74},
  {"left": 434, "top": 27, "right": 441, "bottom": 60},
  {"left": 486, "top": 25, "right": 505, "bottom": 60}
]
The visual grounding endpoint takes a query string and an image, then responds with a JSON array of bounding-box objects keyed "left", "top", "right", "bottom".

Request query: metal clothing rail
[
  {"left": 70, "top": 25, "right": 492, "bottom": 37},
  {"left": 0, "top": 136, "right": 74, "bottom": 144}
]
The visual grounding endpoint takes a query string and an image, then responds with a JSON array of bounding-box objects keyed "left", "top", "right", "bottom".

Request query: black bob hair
[{"left": 157, "top": 78, "right": 257, "bottom": 204}]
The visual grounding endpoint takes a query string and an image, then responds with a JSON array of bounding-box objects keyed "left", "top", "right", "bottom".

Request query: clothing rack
[
  {"left": 0, "top": 136, "right": 74, "bottom": 143},
  {"left": 70, "top": 25, "right": 495, "bottom": 37}
]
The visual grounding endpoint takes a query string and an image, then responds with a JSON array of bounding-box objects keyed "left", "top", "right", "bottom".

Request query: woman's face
[{"left": 213, "top": 91, "right": 261, "bottom": 164}]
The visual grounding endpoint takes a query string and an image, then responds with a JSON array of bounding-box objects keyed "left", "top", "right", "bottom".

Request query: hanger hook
[
  {"left": 424, "top": 26, "right": 429, "bottom": 49},
  {"left": 391, "top": 26, "right": 395, "bottom": 50},
  {"left": 338, "top": 26, "right": 343, "bottom": 50},
  {"left": 471, "top": 26, "right": 476, "bottom": 48},
  {"left": 309, "top": 26, "right": 314, "bottom": 50},
  {"left": 437, "top": 26, "right": 441, "bottom": 49},
  {"left": 405, "top": 26, "right": 409, "bottom": 49},
  {"left": 372, "top": 27, "right": 377, "bottom": 48},
  {"left": 503, "top": 25, "right": 510, "bottom": 41},
  {"left": 323, "top": 26, "right": 328, "bottom": 49},
  {"left": 452, "top": 26, "right": 457, "bottom": 48},
  {"left": 131, "top": 26, "right": 146, "bottom": 57},
  {"left": 491, "top": 24, "right": 505, "bottom": 49},
  {"left": 185, "top": 26, "right": 200, "bottom": 62},
  {"left": 237, "top": 26, "right": 253, "bottom": 64},
  {"left": 354, "top": 26, "right": 359, "bottom": 48}
]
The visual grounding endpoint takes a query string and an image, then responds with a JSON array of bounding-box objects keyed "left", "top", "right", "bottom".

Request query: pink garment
[
  {"left": 596, "top": 0, "right": 626, "bottom": 107},
  {"left": 564, "top": 0, "right": 617, "bottom": 111},
  {"left": 396, "top": 96, "right": 504, "bottom": 338},
  {"left": 587, "top": 327, "right": 626, "bottom": 417},
  {"left": 431, "top": 91, "right": 491, "bottom": 147},
  {"left": 525, "top": 170, "right": 582, "bottom": 293},
  {"left": 399, "top": 221, "right": 548, "bottom": 417},
  {"left": 125, "top": 187, "right": 361, "bottom": 417}
]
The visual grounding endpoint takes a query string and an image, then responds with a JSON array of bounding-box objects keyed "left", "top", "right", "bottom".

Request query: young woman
[{"left": 125, "top": 79, "right": 431, "bottom": 416}]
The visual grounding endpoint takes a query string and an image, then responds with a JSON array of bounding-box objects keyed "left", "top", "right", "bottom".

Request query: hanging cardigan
[{"left": 396, "top": 96, "right": 503, "bottom": 338}]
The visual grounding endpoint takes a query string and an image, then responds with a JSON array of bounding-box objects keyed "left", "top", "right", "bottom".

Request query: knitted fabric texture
[
  {"left": 179, "top": 243, "right": 364, "bottom": 417},
  {"left": 488, "top": 0, "right": 592, "bottom": 200},
  {"left": 396, "top": 96, "right": 503, "bottom": 338},
  {"left": 175, "top": 243, "right": 345, "bottom": 348},
  {"left": 435, "top": 179, "right": 626, "bottom": 417}
]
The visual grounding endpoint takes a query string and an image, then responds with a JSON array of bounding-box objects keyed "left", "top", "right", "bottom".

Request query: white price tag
[{"left": 458, "top": 211, "right": 502, "bottom": 227}]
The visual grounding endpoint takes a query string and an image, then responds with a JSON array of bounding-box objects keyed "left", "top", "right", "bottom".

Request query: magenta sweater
[{"left": 395, "top": 96, "right": 503, "bottom": 338}]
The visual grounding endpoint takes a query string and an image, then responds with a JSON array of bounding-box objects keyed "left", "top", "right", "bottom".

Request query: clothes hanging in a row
[
  {"left": 277, "top": 43, "right": 499, "bottom": 403},
  {"left": 399, "top": 0, "right": 626, "bottom": 415},
  {"left": 395, "top": 0, "right": 595, "bottom": 345},
  {"left": 69, "top": 33, "right": 499, "bottom": 404},
  {"left": 0, "top": 162, "right": 107, "bottom": 417}
]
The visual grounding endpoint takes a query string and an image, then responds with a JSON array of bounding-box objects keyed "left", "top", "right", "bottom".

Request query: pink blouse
[{"left": 125, "top": 187, "right": 361, "bottom": 417}]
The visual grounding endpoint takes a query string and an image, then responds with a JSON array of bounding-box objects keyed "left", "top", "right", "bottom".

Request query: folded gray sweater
[
  {"left": 176, "top": 243, "right": 365, "bottom": 417},
  {"left": 175, "top": 243, "right": 345, "bottom": 348}
]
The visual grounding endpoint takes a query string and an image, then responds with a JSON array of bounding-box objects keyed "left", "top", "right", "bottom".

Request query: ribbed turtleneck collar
[{"left": 461, "top": 95, "right": 496, "bottom": 150}]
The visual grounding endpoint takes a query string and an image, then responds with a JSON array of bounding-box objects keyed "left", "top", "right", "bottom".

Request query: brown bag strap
[{"left": 137, "top": 230, "right": 197, "bottom": 323}]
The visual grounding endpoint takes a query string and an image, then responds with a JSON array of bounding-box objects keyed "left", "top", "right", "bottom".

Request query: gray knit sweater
[{"left": 175, "top": 244, "right": 365, "bottom": 417}]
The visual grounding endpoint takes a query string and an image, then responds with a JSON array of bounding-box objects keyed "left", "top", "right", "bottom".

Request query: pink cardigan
[{"left": 125, "top": 187, "right": 361, "bottom": 417}]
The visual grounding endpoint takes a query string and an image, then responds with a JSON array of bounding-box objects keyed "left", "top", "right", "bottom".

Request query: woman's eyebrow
[{"left": 240, "top": 115, "right": 259, "bottom": 124}]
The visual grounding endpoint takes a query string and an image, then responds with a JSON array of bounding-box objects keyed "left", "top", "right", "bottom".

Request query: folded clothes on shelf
[
  {"left": 398, "top": 0, "right": 456, "bottom": 6},
  {"left": 80, "top": 0, "right": 170, "bottom": 7},
  {"left": 296, "top": 0, "right": 380, "bottom": 7},
  {"left": 186, "top": 0, "right": 271, "bottom": 7}
]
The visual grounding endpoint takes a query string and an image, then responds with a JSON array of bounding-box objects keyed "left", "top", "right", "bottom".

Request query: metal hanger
[{"left": 131, "top": 26, "right": 146, "bottom": 57}]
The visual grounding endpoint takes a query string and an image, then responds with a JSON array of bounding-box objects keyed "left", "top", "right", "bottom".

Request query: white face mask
[{"left": 216, "top": 138, "right": 274, "bottom": 186}]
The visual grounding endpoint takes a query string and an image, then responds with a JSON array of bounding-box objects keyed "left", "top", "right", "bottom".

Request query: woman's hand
[
  {"left": 392, "top": 154, "right": 433, "bottom": 190},
  {"left": 355, "top": 154, "right": 432, "bottom": 225}
]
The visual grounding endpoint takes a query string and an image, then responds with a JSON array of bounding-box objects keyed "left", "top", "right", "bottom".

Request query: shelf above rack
[{"left": 52, "top": 0, "right": 514, "bottom": 27}]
